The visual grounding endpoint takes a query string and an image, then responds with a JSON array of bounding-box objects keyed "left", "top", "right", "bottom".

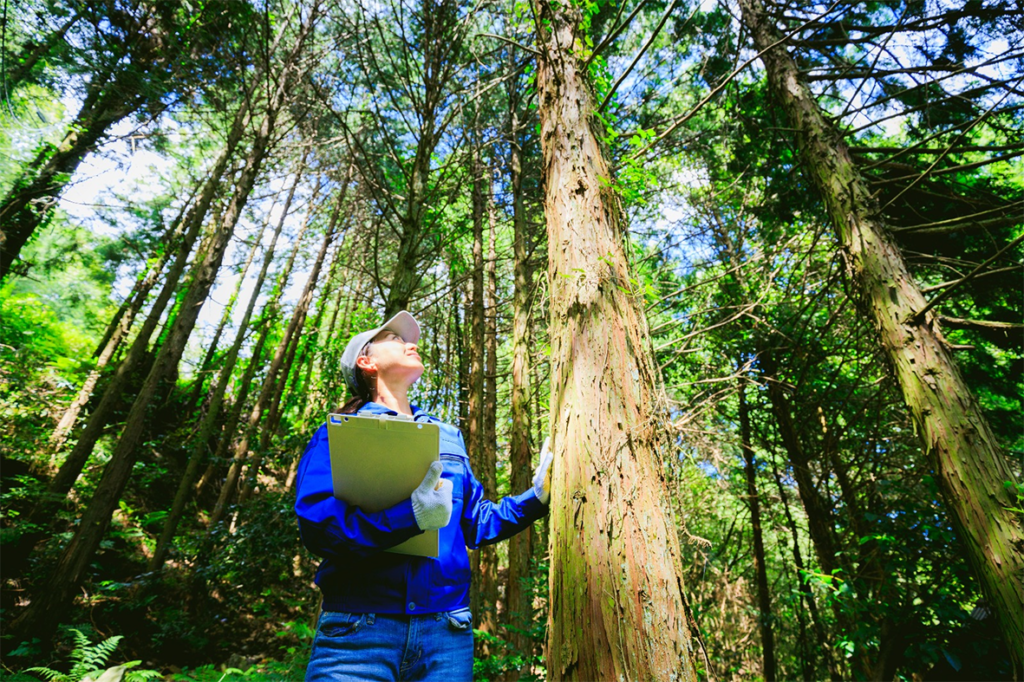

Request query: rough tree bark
[
  {"left": 739, "top": 0, "right": 1024, "bottom": 668},
  {"left": 533, "top": 0, "right": 701, "bottom": 677}
]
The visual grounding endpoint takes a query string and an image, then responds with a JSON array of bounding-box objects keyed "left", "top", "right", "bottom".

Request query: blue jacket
[{"left": 294, "top": 401, "right": 548, "bottom": 614}]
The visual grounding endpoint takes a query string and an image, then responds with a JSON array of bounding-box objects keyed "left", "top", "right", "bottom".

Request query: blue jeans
[{"left": 305, "top": 609, "right": 474, "bottom": 681}]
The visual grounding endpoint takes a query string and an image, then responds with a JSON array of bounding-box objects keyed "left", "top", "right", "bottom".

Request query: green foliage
[
  {"left": 0, "top": 0, "right": 1018, "bottom": 679},
  {"left": 23, "top": 629, "right": 160, "bottom": 682}
]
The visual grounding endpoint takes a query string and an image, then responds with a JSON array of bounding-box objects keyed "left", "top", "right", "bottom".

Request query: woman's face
[{"left": 359, "top": 329, "right": 424, "bottom": 388}]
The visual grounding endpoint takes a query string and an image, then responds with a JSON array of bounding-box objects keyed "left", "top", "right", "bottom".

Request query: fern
[
  {"left": 24, "top": 668, "right": 71, "bottom": 682},
  {"left": 124, "top": 666, "right": 163, "bottom": 682},
  {"left": 68, "top": 631, "right": 122, "bottom": 680},
  {"left": 24, "top": 630, "right": 159, "bottom": 682}
]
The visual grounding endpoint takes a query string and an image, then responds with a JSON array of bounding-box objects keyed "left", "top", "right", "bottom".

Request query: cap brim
[
  {"left": 340, "top": 311, "right": 421, "bottom": 393},
  {"left": 380, "top": 310, "right": 420, "bottom": 344}
]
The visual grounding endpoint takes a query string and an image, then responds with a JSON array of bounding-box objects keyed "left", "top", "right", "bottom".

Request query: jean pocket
[
  {"left": 446, "top": 607, "right": 473, "bottom": 632},
  {"left": 318, "top": 611, "right": 365, "bottom": 638}
]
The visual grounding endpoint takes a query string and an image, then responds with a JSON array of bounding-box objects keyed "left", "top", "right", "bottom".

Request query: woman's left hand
[{"left": 532, "top": 438, "right": 554, "bottom": 505}]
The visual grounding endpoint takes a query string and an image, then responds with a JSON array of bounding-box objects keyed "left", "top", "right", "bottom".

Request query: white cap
[{"left": 340, "top": 310, "right": 421, "bottom": 394}]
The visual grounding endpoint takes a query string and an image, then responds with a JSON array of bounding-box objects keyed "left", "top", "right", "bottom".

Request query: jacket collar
[{"left": 357, "top": 401, "right": 427, "bottom": 419}]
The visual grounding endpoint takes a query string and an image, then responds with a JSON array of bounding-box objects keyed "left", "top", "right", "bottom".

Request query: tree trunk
[
  {"left": 288, "top": 201, "right": 348, "bottom": 435},
  {"left": 762, "top": 356, "right": 876, "bottom": 677},
  {"left": 322, "top": 275, "right": 364, "bottom": 411},
  {"left": 768, "top": 450, "right": 837, "bottom": 680},
  {"left": 457, "top": 279, "right": 470, "bottom": 434},
  {"left": 0, "top": 70, "right": 142, "bottom": 278},
  {"left": 198, "top": 324, "right": 270, "bottom": 507},
  {"left": 475, "top": 180, "right": 499, "bottom": 638},
  {"left": 533, "top": 0, "right": 700, "bottom": 677},
  {"left": 47, "top": 209, "right": 186, "bottom": 454},
  {"left": 9, "top": 107, "right": 273, "bottom": 640},
  {"left": 206, "top": 184, "right": 320, "bottom": 529},
  {"left": 467, "top": 143, "right": 489, "bottom": 633},
  {"left": 7, "top": 11, "right": 315, "bottom": 631},
  {"left": 40, "top": 100, "right": 251, "bottom": 506},
  {"left": 183, "top": 212, "right": 268, "bottom": 413},
  {"left": 283, "top": 248, "right": 346, "bottom": 493},
  {"left": 149, "top": 168, "right": 294, "bottom": 571},
  {"left": 377, "top": 0, "right": 452, "bottom": 318},
  {"left": 234, "top": 181, "right": 349, "bottom": 509},
  {"left": 505, "top": 100, "right": 535, "bottom": 658},
  {"left": 762, "top": 357, "right": 840, "bottom": 580},
  {"left": 739, "top": 0, "right": 1024, "bottom": 668},
  {"left": 739, "top": 381, "right": 777, "bottom": 682}
]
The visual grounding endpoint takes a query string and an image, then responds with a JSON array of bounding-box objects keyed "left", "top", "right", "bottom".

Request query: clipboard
[{"left": 326, "top": 413, "right": 441, "bottom": 557}]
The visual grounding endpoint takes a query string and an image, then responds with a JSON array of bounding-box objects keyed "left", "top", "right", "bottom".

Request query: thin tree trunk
[
  {"left": 476, "top": 179, "right": 499, "bottom": 638},
  {"left": 821, "top": 407, "right": 903, "bottom": 681},
  {"left": 768, "top": 450, "right": 836, "bottom": 680},
  {"left": 283, "top": 253, "right": 345, "bottom": 494},
  {"left": 739, "top": 381, "right": 777, "bottom": 682},
  {"left": 149, "top": 170, "right": 294, "bottom": 571},
  {"left": 466, "top": 142, "right": 488, "bottom": 631},
  {"left": 8, "top": 105, "right": 275, "bottom": 640},
  {"left": 323, "top": 275, "right": 364, "bottom": 410},
  {"left": 47, "top": 209, "right": 186, "bottom": 454},
  {"left": 505, "top": 99, "right": 534, "bottom": 658},
  {"left": 533, "top": 0, "right": 700, "bottom": 677},
  {"left": 231, "top": 181, "right": 349, "bottom": 510},
  {"left": 298, "top": 243, "right": 347, "bottom": 422},
  {"left": 197, "top": 324, "right": 270, "bottom": 507},
  {"left": 184, "top": 212, "right": 269, "bottom": 412},
  {"left": 739, "top": 0, "right": 1024, "bottom": 668},
  {"left": 288, "top": 218, "right": 347, "bottom": 438},
  {"left": 457, "top": 280, "right": 470, "bottom": 436},
  {"left": 91, "top": 188, "right": 202, "bottom": 362},
  {"left": 762, "top": 357, "right": 840, "bottom": 579},
  {"left": 205, "top": 188, "right": 318, "bottom": 529},
  {"left": 237, "top": 184, "right": 347, "bottom": 502},
  {"left": 378, "top": 0, "right": 447, "bottom": 318},
  {"left": 237, "top": 320, "right": 302, "bottom": 504}
]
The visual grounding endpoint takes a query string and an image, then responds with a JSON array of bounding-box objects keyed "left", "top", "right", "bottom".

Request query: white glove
[
  {"left": 411, "top": 461, "right": 453, "bottom": 531},
  {"left": 532, "top": 437, "right": 554, "bottom": 505}
]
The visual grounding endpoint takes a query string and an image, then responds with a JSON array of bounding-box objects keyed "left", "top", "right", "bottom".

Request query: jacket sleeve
[
  {"left": 294, "top": 424, "right": 423, "bottom": 559},
  {"left": 458, "top": 432, "right": 548, "bottom": 550}
]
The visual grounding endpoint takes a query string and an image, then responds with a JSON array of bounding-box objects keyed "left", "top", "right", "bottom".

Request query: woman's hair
[{"left": 337, "top": 342, "right": 374, "bottom": 414}]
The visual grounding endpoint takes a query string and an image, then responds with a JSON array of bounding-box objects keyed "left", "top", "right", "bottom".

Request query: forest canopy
[{"left": 1, "top": 0, "right": 1021, "bottom": 680}]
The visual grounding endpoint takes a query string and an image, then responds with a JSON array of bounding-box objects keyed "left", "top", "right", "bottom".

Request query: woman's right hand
[{"left": 411, "top": 461, "right": 453, "bottom": 531}]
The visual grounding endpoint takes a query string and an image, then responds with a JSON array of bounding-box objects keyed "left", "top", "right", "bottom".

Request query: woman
[{"left": 295, "top": 310, "right": 552, "bottom": 681}]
